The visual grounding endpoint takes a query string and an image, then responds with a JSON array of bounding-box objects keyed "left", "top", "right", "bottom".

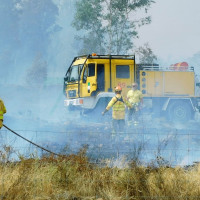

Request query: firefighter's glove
[{"left": 102, "top": 109, "right": 108, "bottom": 116}]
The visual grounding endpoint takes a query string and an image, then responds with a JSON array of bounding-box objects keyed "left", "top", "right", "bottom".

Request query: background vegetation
[{"left": 73, "top": 0, "right": 155, "bottom": 55}]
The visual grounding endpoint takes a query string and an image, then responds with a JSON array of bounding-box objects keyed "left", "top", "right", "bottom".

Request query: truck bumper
[{"left": 64, "top": 98, "right": 84, "bottom": 107}]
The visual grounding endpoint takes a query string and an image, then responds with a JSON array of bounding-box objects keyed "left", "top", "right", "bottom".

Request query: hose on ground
[{"left": 3, "top": 124, "right": 65, "bottom": 157}]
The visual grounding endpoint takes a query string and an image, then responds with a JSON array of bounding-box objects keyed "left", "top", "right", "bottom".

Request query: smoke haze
[{"left": 0, "top": 0, "right": 200, "bottom": 166}]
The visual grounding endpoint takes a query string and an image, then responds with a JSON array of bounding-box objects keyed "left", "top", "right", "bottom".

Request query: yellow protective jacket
[
  {"left": 127, "top": 89, "right": 143, "bottom": 104},
  {"left": 0, "top": 98, "right": 6, "bottom": 120},
  {"left": 106, "top": 94, "right": 132, "bottom": 120}
]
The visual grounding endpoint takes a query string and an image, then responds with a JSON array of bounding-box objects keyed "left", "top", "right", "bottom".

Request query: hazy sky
[{"left": 135, "top": 0, "right": 200, "bottom": 63}]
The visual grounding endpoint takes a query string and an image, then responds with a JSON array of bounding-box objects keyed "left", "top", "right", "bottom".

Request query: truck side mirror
[{"left": 64, "top": 76, "right": 68, "bottom": 82}]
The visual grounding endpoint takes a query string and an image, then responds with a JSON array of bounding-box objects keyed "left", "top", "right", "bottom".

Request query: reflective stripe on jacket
[
  {"left": 106, "top": 94, "right": 131, "bottom": 120},
  {"left": 0, "top": 99, "right": 6, "bottom": 120}
]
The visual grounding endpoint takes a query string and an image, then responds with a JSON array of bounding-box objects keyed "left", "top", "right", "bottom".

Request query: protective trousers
[
  {"left": 128, "top": 107, "right": 139, "bottom": 122},
  {"left": 112, "top": 119, "right": 125, "bottom": 134}
]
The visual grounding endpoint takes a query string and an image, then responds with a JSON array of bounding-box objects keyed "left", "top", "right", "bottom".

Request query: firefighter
[
  {"left": 127, "top": 82, "right": 143, "bottom": 125},
  {"left": 102, "top": 86, "right": 132, "bottom": 134},
  {"left": 0, "top": 98, "right": 6, "bottom": 129}
]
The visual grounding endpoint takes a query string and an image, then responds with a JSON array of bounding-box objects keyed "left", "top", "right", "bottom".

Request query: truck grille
[{"left": 68, "top": 90, "right": 76, "bottom": 98}]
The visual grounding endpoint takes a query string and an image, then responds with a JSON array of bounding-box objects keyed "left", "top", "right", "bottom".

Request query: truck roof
[{"left": 75, "top": 54, "right": 135, "bottom": 60}]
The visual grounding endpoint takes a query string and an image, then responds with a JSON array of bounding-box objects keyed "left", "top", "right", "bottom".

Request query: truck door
[
  {"left": 97, "top": 64, "right": 105, "bottom": 92},
  {"left": 81, "top": 63, "right": 97, "bottom": 97}
]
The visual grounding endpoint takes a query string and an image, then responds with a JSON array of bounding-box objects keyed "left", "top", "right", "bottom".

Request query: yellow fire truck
[{"left": 63, "top": 54, "right": 200, "bottom": 122}]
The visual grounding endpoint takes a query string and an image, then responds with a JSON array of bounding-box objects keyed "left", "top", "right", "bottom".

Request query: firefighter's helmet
[
  {"left": 115, "top": 86, "right": 122, "bottom": 92},
  {"left": 132, "top": 82, "right": 138, "bottom": 87}
]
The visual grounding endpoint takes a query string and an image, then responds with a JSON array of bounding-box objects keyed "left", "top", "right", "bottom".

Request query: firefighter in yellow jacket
[
  {"left": 102, "top": 86, "right": 132, "bottom": 133},
  {"left": 127, "top": 82, "right": 143, "bottom": 125},
  {"left": 0, "top": 98, "right": 6, "bottom": 129}
]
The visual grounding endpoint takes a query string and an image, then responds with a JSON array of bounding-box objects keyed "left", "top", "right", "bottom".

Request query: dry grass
[{"left": 1, "top": 151, "right": 200, "bottom": 200}]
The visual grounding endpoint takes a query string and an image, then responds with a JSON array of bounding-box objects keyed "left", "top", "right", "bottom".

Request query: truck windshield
[{"left": 67, "top": 64, "right": 83, "bottom": 82}]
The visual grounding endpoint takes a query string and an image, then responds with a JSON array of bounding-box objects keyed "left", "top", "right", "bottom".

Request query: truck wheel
[{"left": 168, "top": 101, "right": 192, "bottom": 122}]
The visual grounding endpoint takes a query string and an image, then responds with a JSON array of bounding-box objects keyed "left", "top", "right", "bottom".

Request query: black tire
[{"left": 167, "top": 101, "right": 192, "bottom": 122}]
